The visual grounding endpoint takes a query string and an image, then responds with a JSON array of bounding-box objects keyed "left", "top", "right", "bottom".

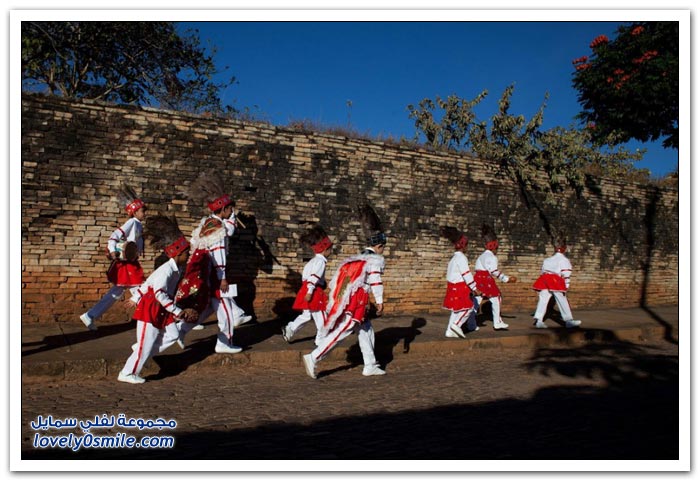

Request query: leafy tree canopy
[
  {"left": 22, "top": 21, "right": 235, "bottom": 114},
  {"left": 572, "top": 22, "right": 679, "bottom": 149},
  {"left": 408, "top": 85, "right": 647, "bottom": 197}
]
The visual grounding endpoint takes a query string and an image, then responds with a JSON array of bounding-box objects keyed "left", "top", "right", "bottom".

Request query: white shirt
[
  {"left": 302, "top": 253, "right": 328, "bottom": 294},
  {"left": 446, "top": 251, "right": 477, "bottom": 291},
  {"left": 108, "top": 217, "right": 143, "bottom": 255},
  {"left": 475, "top": 249, "right": 509, "bottom": 283},
  {"left": 132, "top": 258, "right": 184, "bottom": 318},
  {"left": 541, "top": 252, "right": 572, "bottom": 289}
]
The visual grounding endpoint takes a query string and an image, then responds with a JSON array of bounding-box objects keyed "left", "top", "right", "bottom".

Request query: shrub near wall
[{"left": 21, "top": 93, "right": 679, "bottom": 325}]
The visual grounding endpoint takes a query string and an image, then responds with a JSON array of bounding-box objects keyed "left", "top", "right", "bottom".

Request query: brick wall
[{"left": 21, "top": 93, "right": 679, "bottom": 324}]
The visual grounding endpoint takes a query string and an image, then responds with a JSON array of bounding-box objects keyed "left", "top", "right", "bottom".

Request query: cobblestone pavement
[{"left": 21, "top": 337, "right": 679, "bottom": 462}]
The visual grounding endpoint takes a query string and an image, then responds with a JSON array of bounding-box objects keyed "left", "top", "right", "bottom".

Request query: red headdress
[
  {"left": 300, "top": 225, "right": 333, "bottom": 254},
  {"left": 118, "top": 184, "right": 146, "bottom": 216}
]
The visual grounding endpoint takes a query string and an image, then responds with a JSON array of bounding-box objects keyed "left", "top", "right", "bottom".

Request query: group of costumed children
[{"left": 81, "top": 175, "right": 580, "bottom": 384}]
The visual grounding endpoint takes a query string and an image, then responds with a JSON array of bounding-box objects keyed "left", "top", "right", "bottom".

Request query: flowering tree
[{"left": 572, "top": 22, "right": 679, "bottom": 149}]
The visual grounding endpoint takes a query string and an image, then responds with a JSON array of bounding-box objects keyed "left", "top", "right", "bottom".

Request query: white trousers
[
  {"left": 311, "top": 316, "right": 379, "bottom": 368},
  {"left": 87, "top": 286, "right": 125, "bottom": 320},
  {"left": 87, "top": 285, "right": 140, "bottom": 321},
  {"left": 476, "top": 295, "right": 503, "bottom": 324},
  {"left": 120, "top": 320, "right": 179, "bottom": 377},
  {"left": 287, "top": 310, "right": 327, "bottom": 344},
  {"left": 448, "top": 308, "right": 476, "bottom": 331},
  {"left": 534, "top": 290, "right": 574, "bottom": 322},
  {"left": 177, "top": 296, "right": 245, "bottom": 346}
]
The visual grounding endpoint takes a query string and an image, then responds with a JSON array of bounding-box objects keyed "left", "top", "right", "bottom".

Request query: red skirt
[
  {"left": 107, "top": 260, "right": 145, "bottom": 287},
  {"left": 132, "top": 287, "right": 177, "bottom": 330},
  {"left": 443, "top": 282, "right": 474, "bottom": 311},
  {"left": 532, "top": 273, "right": 567, "bottom": 292},
  {"left": 292, "top": 281, "right": 328, "bottom": 311},
  {"left": 474, "top": 270, "right": 501, "bottom": 298}
]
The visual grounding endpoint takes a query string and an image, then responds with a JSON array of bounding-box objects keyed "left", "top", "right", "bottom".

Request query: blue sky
[{"left": 178, "top": 20, "right": 679, "bottom": 177}]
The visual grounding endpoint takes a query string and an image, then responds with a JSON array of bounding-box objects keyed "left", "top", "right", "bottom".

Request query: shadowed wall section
[{"left": 21, "top": 94, "right": 679, "bottom": 324}]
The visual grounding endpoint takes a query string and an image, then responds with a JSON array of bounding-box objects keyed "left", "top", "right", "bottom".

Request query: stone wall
[{"left": 21, "top": 93, "right": 679, "bottom": 324}]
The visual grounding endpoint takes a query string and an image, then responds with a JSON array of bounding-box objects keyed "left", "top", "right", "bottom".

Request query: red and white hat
[
  {"left": 207, "top": 194, "right": 233, "bottom": 212},
  {"left": 125, "top": 198, "right": 145, "bottom": 216},
  {"left": 165, "top": 235, "right": 190, "bottom": 258}
]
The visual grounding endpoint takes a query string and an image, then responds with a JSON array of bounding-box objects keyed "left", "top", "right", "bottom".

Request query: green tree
[
  {"left": 22, "top": 21, "right": 235, "bottom": 113},
  {"left": 408, "top": 85, "right": 646, "bottom": 194},
  {"left": 572, "top": 22, "right": 679, "bottom": 149},
  {"left": 407, "top": 91, "right": 487, "bottom": 151}
]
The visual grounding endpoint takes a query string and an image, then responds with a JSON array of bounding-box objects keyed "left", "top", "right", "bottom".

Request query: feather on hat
[
  {"left": 117, "top": 183, "right": 145, "bottom": 215},
  {"left": 181, "top": 170, "right": 234, "bottom": 213},
  {"left": 144, "top": 214, "right": 189, "bottom": 258},
  {"left": 481, "top": 223, "right": 499, "bottom": 250},
  {"left": 440, "top": 226, "right": 468, "bottom": 249},
  {"left": 359, "top": 203, "right": 387, "bottom": 247}
]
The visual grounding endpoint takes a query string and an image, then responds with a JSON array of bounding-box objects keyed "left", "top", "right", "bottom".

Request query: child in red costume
[
  {"left": 80, "top": 184, "right": 146, "bottom": 331},
  {"left": 440, "top": 226, "right": 482, "bottom": 338},
  {"left": 118, "top": 215, "right": 198, "bottom": 384},
  {"left": 532, "top": 231, "right": 581, "bottom": 329},
  {"left": 282, "top": 225, "right": 333, "bottom": 345},
  {"left": 473, "top": 223, "right": 518, "bottom": 330},
  {"left": 302, "top": 204, "right": 387, "bottom": 379}
]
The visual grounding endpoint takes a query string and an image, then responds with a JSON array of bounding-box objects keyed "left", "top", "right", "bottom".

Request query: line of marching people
[{"left": 78, "top": 173, "right": 581, "bottom": 384}]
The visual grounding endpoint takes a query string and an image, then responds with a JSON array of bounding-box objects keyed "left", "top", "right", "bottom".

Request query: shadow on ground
[{"left": 24, "top": 330, "right": 678, "bottom": 461}]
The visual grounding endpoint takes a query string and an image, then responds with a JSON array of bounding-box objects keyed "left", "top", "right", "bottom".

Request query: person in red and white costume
[
  {"left": 473, "top": 223, "right": 518, "bottom": 330},
  {"left": 282, "top": 225, "right": 333, "bottom": 345},
  {"left": 440, "top": 226, "right": 482, "bottom": 338},
  {"left": 531, "top": 232, "right": 581, "bottom": 329},
  {"left": 302, "top": 204, "right": 387, "bottom": 379},
  {"left": 175, "top": 171, "right": 252, "bottom": 354},
  {"left": 118, "top": 215, "right": 198, "bottom": 384},
  {"left": 80, "top": 184, "right": 147, "bottom": 331}
]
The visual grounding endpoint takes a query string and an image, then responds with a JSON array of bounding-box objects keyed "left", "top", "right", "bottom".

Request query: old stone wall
[{"left": 21, "top": 93, "right": 679, "bottom": 324}]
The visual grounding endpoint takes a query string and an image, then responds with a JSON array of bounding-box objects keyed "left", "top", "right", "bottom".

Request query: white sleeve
[
  {"left": 223, "top": 211, "right": 237, "bottom": 237},
  {"left": 486, "top": 254, "right": 509, "bottom": 283},
  {"left": 561, "top": 257, "right": 572, "bottom": 289},
  {"left": 108, "top": 218, "right": 133, "bottom": 253},
  {"left": 306, "top": 258, "right": 325, "bottom": 294},
  {"left": 152, "top": 271, "right": 182, "bottom": 317},
  {"left": 457, "top": 255, "right": 477, "bottom": 291}
]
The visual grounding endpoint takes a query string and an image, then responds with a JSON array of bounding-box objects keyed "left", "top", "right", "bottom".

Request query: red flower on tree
[
  {"left": 590, "top": 35, "right": 609, "bottom": 49},
  {"left": 631, "top": 26, "right": 644, "bottom": 36}
]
